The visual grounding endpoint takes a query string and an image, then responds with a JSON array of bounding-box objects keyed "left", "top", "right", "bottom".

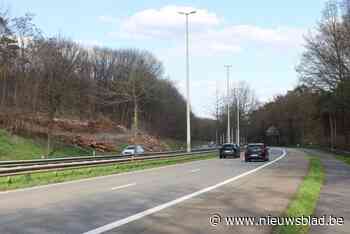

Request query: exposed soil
[{"left": 0, "top": 113, "right": 169, "bottom": 153}]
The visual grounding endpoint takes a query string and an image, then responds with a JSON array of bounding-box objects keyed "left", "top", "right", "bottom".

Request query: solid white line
[
  {"left": 84, "top": 149, "right": 287, "bottom": 234},
  {"left": 190, "top": 169, "right": 200, "bottom": 173},
  {"left": 111, "top": 183, "right": 136, "bottom": 191}
]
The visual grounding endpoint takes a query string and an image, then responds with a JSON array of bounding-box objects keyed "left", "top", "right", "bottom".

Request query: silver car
[{"left": 121, "top": 145, "right": 145, "bottom": 156}]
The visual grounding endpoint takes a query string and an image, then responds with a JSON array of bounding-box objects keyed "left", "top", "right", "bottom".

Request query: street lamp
[
  {"left": 178, "top": 10, "right": 196, "bottom": 152},
  {"left": 224, "top": 65, "right": 232, "bottom": 143},
  {"left": 236, "top": 87, "right": 240, "bottom": 146}
]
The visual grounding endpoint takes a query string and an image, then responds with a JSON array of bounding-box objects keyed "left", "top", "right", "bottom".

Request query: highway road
[{"left": 0, "top": 148, "right": 289, "bottom": 234}]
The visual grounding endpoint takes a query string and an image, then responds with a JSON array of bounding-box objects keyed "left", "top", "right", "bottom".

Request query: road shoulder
[
  {"left": 306, "top": 149, "right": 350, "bottom": 234},
  {"left": 108, "top": 148, "right": 309, "bottom": 234}
]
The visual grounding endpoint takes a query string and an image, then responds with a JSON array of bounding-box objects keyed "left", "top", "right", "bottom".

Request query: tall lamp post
[
  {"left": 178, "top": 10, "right": 196, "bottom": 152},
  {"left": 236, "top": 87, "right": 240, "bottom": 146},
  {"left": 224, "top": 65, "right": 232, "bottom": 143}
]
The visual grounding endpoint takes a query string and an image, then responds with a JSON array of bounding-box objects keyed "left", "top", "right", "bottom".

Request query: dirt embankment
[{"left": 0, "top": 114, "right": 169, "bottom": 153}]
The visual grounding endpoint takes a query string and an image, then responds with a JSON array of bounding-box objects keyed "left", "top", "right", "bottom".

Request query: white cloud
[
  {"left": 118, "top": 5, "right": 221, "bottom": 39},
  {"left": 215, "top": 25, "right": 304, "bottom": 48},
  {"left": 102, "top": 5, "right": 304, "bottom": 56},
  {"left": 98, "top": 5, "right": 305, "bottom": 117}
]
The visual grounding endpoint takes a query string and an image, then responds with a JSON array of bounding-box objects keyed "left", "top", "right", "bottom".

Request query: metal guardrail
[
  {"left": 0, "top": 148, "right": 215, "bottom": 168},
  {"left": 0, "top": 149, "right": 218, "bottom": 177}
]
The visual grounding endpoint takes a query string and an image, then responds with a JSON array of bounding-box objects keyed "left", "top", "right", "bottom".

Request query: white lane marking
[
  {"left": 190, "top": 169, "right": 200, "bottom": 173},
  {"left": 111, "top": 183, "right": 136, "bottom": 191},
  {"left": 0, "top": 157, "right": 217, "bottom": 195},
  {"left": 84, "top": 149, "right": 287, "bottom": 234}
]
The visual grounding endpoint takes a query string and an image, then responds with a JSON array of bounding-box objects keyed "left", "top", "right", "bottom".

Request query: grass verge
[
  {"left": 0, "top": 153, "right": 216, "bottom": 191},
  {"left": 335, "top": 155, "right": 350, "bottom": 165},
  {"left": 274, "top": 157, "right": 325, "bottom": 234}
]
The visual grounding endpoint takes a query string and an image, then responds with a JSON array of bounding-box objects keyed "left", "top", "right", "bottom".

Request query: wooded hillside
[{"left": 0, "top": 10, "right": 215, "bottom": 154}]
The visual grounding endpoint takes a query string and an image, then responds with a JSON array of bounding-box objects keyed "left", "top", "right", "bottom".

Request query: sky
[{"left": 6, "top": 0, "right": 327, "bottom": 118}]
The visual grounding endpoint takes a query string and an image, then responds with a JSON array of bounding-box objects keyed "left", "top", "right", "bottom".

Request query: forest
[
  {"left": 0, "top": 10, "right": 216, "bottom": 151},
  {"left": 1, "top": 0, "right": 350, "bottom": 153},
  {"left": 241, "top": 0, "right": 350, "bottom": 150}
]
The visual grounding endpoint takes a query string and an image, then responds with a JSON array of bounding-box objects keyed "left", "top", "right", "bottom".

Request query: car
[
  {"left": 245, "top": 143, "right": 269, "bottom": 162},
  {"left": 121, "top": 145, "right": 145, "bottom": 156},
  {"left": 219, "top": 143, "right": 240, "bottom": 158}
]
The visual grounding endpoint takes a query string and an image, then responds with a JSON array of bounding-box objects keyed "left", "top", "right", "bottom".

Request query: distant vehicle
[
  {"left": 245, "top": 143, "right": 269, "bottom": 162},
  {"left": 121, "top": 145, "right": 145, "bottom": 156},
  {"left": 219, "top": 143, "right": 240, "bottom": 158}
]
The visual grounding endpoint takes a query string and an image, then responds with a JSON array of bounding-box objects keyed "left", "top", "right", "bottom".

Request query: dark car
[
  {"left": 245, "top": 143, "right": 269, "bottom": 162},
  {"left": 219, "top": 143, "right": 240, "bottom": 159}
]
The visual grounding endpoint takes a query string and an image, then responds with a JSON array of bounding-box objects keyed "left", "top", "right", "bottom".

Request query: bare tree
[
  {"left": 34, "top": 37, "right": 83, "bottom": 155},
  {"left": 297, "top": 0, "right": 350, "bottom": 148},
  {"left": 297, "top": 1, "right": 348, "bottom": 91},
  {"left": 0, "top": 9, "right": 18, "bottom": 109}
]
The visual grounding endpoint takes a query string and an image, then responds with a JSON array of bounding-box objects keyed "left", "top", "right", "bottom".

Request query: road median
[{"left": 0, "top": 153, "right": 216, "bottom": 192}]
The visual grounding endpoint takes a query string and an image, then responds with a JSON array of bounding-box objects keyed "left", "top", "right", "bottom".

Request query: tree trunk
[
  {"left": 13, "top": 74, "right": 18, "bottom": 108},
  {"left": 334, "top": 116, "right": 337, "bottom": 149},
  {"left": 47, "top": 122, "right": 51, "bottom": 158},
  {"left": 133, "top": 97, "right": 138, "bottom": 141},
  {"left": 1, "top": 68, "right": 7, "bottom": 108},
  {"left": 300, "top": 120, "right": 305, "bottom": 146},
  {"left": 329, "top": 114, "right": 334, "bottom": 150}
]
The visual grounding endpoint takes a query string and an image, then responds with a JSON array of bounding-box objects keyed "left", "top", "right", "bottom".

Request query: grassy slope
[
  {"left": 0, "top": 153, "right": 216, "bottom": 191},
  {"left": 274, "top": 157, "right": 325, "bottom": 234},
  {"left": 0, "top": 129, "right": 189, "bottom": 161},
  {"left": 335, "top": 155, "right": 350, "bottom": 165},
  {"left": 0, "top": 129, "right": 89, "bottom": 161}
]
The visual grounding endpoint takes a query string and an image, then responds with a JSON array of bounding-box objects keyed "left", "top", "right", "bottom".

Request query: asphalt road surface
[{"left": 0, "top": 148, "right": 290, "bottom": 234}]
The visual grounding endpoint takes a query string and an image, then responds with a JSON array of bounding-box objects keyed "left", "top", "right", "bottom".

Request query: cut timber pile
[
  {"left": 0, "top": 113, "right": 170, "bottom": 153},
  {"left": 53, "top": 118, "right": 88, "bottom": 132},
  {"left": 72, "top": 136, "right": 115, "bottom": 152}
]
